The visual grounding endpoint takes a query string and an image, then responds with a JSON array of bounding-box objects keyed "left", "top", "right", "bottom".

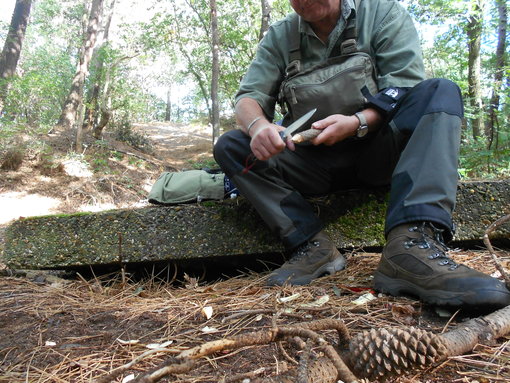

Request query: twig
[
  {"left": 223, "top": 367, "right": 266, "bottom": 383},
  {"left": 296, "top": 339, "right": 312, "bottom": 383},
  {"left": 93, "top": 348, "right": 176, "bottom": 383},
  {"left": 483, "top": 213, "right": 510, "bottom": 285},
  {"left": 278, "top": 340, "right": 298, "bottom": 365},
  {"left": 222, "top": 308, "right": 304, "bottom": 322},
  {"left": 441, "top": 309, "right": 461, "bottom": 334},
  {"left": 133, "top": 358, "right": 195, "bottom": 383}
]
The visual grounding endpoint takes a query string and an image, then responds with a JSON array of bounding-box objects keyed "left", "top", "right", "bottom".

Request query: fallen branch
[
  {"left": 483, "top": 213, "right": 510, "bottom": 286},
  {"left": 96, "top": 319, "right": 353, "bottom": 383}
]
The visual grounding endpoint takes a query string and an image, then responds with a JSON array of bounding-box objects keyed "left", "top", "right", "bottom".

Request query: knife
[{"left": 279, "top": 108, "right": 317, "bottom": 142}]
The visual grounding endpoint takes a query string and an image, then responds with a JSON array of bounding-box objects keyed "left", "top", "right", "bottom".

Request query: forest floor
[{"left": 0, "top": 123, "right": 509, "bottom": 383}]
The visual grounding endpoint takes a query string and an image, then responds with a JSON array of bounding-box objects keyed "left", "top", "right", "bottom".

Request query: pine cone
[{"left": 348, "top": 327, "right": 448, "bottom": 379}]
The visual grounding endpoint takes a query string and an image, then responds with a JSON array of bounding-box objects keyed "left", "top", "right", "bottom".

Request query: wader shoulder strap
[
  {"left": 286, "top": 15, "right": 302, "bottom": 77},
  {"left": 285, "top": 0, "right": 361, "bottom": 77}
]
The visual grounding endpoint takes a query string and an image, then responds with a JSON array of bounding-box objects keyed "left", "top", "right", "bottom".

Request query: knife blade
[{"left": 279, "top": 108, "right": 317, "bottom": 141}]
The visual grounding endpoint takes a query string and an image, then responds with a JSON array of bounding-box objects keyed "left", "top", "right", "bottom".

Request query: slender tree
[
  {"left": 165, "top": 87, "right": 172, "bottom": 122},
  {"left": 210, "top": 0, "right": 220, "bottom": 144},
  {"left": 486, "top": 0, "right": 508, "bottom": 149},
  {"left": 56, "top": 0, "right": 104, "bottom": 149},
  {"left": 259, "top": 0, "right": 271, "bottom": 41},
  {"left": 0, "top": 0, "right": 33, "bottom": 110},
  {"left": 466, "top": 0, "right": 485, "bottom": 140}
]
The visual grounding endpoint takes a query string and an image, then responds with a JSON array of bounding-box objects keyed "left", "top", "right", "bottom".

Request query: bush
[
  {"left": 459, "top": 137, "right": 510, "bottom": 179},
  {"left": 112, "top": 121, "right": 153, "bottom": 153}
]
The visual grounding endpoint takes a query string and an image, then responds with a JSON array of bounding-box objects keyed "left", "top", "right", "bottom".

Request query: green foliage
[
  {"left": 410, "top": 0, "right": 510, "bottom": 178},
  {"left": 459, "top": 137, "right": 510, "bottom": 179},
  {"left": 138, "top": 0, "right": 292, "bottom": 119},
  {"left": 2, "top": 46, "right": 74, "bottom": 126},
  {"left": 186, "top": 158, "right": 219, "bottom": 170},
  {"left": 31, "top": 0, "right": 87, "bottom": 53},
  {"left": 0, "top": 120, "right": 25, "bottom": 150}
]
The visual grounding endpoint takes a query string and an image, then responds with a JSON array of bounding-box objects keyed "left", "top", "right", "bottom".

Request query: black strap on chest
[{"left": 285, "top": 1, "right": 360, "bottom": 78}]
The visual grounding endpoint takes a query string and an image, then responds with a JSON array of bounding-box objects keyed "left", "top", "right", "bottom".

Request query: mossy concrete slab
[{"left": 2, "top": 180, "right": 509, "bottom": 269}]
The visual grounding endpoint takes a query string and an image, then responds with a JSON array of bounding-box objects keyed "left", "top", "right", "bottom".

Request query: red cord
[{"left": 242, "top": 153, "right": 257, "bottom": 174}]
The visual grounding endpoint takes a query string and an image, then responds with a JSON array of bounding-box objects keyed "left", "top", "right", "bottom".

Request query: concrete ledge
[{"left": 2, "top": 180, "right": 509, "bottom": 269}]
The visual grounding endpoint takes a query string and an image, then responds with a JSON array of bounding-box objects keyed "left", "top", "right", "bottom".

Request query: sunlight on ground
[
  {"left": 78, "top": 202, "right": 117, "bottom": 213},
  {"left": 0, "top": 192, "right": 61, "bottom": 224}
]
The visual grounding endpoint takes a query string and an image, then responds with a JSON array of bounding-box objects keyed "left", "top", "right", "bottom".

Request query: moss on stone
[{"left": 326, "top": 197, "right": 386, "bottom": 246}]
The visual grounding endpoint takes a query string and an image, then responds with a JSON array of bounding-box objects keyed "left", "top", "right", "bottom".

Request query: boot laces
[
  {"left": 288, "top": 240, "right": 321, "bottom": 264},
  {"left": 406, "top": 222, "right": 459, "bottom": 271}
]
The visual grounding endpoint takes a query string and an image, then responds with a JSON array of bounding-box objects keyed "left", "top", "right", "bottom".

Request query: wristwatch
[{"left": 355, "top": 112, "right": 368, "bottom": 138}]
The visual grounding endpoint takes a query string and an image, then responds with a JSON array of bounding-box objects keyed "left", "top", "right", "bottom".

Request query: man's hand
[
  {"left": 309, "top": 114, "right": 358, "bottom": 145},
  {"left": 249, "top": 122, "right": 294, "bottom": 161}
]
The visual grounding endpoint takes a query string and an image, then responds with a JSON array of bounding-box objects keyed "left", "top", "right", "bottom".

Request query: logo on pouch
[{"left": 385, "top": 88, "right": 399, "bottom": 99}]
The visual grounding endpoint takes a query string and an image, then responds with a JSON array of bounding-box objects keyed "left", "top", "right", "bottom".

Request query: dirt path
[{"left": 133, "top": 122, "right": 214, "bottom": 170}]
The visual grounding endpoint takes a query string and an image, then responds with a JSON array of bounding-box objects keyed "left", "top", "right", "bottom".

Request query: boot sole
[
  {"left": 373, "top": 271, "right": 510, "bottom": 308},
  {"left": 267, "top": 256, "right": 346, "bottom": 286}
]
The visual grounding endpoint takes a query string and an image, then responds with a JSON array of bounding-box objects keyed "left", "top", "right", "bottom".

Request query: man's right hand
[
  {"left": 249, "top": 121, "right": 289, "bottom": 161},
  {"left": 235, "top": 98, "right": 294, "bottom": 161}
]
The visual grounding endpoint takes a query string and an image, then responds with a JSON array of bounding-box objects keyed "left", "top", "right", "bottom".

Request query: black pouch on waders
[{"left": 277, "top": 7, "right": 378, "bottom": 129}]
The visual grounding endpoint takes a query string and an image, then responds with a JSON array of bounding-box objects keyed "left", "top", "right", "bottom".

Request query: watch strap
[
  {"left": 355, "top": 112, "right": 368, "bottom": 137},
  {"left": 355, "top": 112, "right": 367, "bottom": 128}
]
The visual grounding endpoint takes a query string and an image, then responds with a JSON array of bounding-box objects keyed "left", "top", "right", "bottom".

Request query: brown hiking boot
[
  {"left": 374, "top": 222, "right": 510, "bottom": 308},
  {"left": 266, "top": 231, "right": 346, "bottom": 286}
]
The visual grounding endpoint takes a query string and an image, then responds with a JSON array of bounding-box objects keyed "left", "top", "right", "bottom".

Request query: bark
[
  {"left": 84, "top": 0, "right": 117, "bottom": 133},
  {"left": 440, "top": 304, "right": 510, "bottom": 357},
  {"left": 56, "top": 0, "right": 104, "bottom": 148},
  {"left": 259, "top": 0, "right": 271, "bottom": 41},
  {"left": 210, "top": 0, "right": 220, "bottom": 145},
  {"left": 92, "top": 54, "right": 135, "bottom": 139},
  {"left": 485, "top": 0, "right": 507, "bottom": 149},
  {"left": 0, "top": 0, "right": 32, "bottom": 109},
  {"left": 92, "top": 69, "right": 112, "bottom": 139},
  {"left": 466, "top": 0, "right": 485, "bottom": 140}
]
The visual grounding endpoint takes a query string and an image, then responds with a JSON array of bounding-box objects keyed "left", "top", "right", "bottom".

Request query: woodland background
[
  {"left": 0, "top": 3, "right": 509, "bottom": 381},
  {"left": 0, "top": 0, "right": 508, "bottom": 179}
]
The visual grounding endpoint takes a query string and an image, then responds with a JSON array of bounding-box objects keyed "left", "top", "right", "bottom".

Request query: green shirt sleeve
[{"left": 357, "top": 0, "right": 426, "bottom": 89}]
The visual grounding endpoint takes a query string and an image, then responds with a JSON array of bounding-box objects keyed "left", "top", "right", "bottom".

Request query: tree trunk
[
  {"left": 84, "top": 0, "right": 116, "bottom": 133},
  {"left": 466, "top": 0, "right": 485, "bottom": 140},
  {"left": 165, "top": 86, "right": 172, "bottom": 122},
  {"left": 210, "top": 0, "right": 220, "bottom": 145},
  {"left": 259, "top": 0, "right": 271, "bottom": 41},
  {"left": 56, "top": 0, "right": 104, "bottom": 150},
  {"left": 92, "top": 54, "right": 135, "bottom": 139},
  {"left": 485, "top": 0, "right": 507, "bottom": 149},
  {"left": 0, "top": 0, "right": 32, "bottom": 110}
]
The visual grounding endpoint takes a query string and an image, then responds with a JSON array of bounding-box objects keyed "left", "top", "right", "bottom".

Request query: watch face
[{"left": 357, "top": 125, "right": 368, "bottom": 138}]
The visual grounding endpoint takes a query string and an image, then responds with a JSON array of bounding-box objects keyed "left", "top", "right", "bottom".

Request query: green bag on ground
[{"left": 148, "top": 170, "right": 225, "bottom": 204}]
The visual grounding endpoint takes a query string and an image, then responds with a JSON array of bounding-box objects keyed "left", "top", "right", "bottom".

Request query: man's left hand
[{"left": 309, "top": 114, "right": 358, "bottom": 145}]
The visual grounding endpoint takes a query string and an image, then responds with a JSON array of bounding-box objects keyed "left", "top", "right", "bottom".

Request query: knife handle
[{"left": 291, "top": 129, "right": 320, "bottom": 143}]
